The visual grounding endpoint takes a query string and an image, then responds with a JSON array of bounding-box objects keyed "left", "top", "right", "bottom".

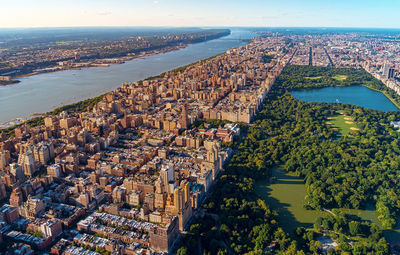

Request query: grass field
[
  {"left": 332, "top": 74, "right": 348, "bottom": 81},
  {"left": 255, "top": 168, "right": 386, "bottom": 236},
  {"left": 305, "top": 76, "right": 323, "bottom": 80},
  {"left": 326, "top": 111, "right": 360, "bottom": 136},
  {"left": 255, "top": 168, "right": 326, "bottom": 233}
]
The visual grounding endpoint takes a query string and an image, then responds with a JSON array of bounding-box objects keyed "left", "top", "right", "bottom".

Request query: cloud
[{"left": 153, "top": 1, "right": 159, "bottom": 4}]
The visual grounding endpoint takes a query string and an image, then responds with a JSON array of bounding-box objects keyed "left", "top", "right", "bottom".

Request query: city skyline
[{"left": 1, "top": 0, "right": 400, "bottom": 29}]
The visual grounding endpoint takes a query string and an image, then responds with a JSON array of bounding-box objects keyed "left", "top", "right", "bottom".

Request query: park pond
[
  {"left": 256, "top": 168, "right": 400, "bottom": 242},
  {"left": 291, "top": 86, "right": 399, "bottom": 112}
]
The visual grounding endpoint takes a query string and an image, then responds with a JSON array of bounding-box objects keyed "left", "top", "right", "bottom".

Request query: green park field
[
  {"left": 326, "top": 111, "right": 360, "bottom": 136},
  {"left": 332, "top": 74, "right": 348, "bottom": 81},
  {"left": 305, "top": 76, "right": 322, "bottom": 80}
]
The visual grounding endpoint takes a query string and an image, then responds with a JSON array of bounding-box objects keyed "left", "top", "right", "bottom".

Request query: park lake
[
  {"left": 256, "top": 85, "right": 400, "bottom": 242},
  {"left": 291, "top": 86, "right": 399, "bottom": 112}
]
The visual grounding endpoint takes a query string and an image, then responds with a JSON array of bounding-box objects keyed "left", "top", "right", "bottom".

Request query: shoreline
[
  {"left": 362, "top": 83, "right": 400, "bottom": 110},
  {"left": 11, "top": 44, "right": 188, "bottom": 81},
  {"left": 0, "top": 45, "right": 195, "bottom": 128},
  {"left": 0, "top": 34, "right": 241, "bottom": 133},
  {"left": 0, "top": 80, "right": 20, "bottom": 86},
  {"left": 0, "top": 51, "right": 225, "bottom": 130},
  {"left": 0, "top": 94, "right": 105, "bottom": 137},
  {"left": 3, "top": 30, "right": 231, "bottom": 84},
  {"left": 360, "top": 66, "right": 400, "bottom": 110}
]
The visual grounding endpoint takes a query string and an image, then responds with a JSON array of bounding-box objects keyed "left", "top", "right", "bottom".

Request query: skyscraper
[
  {"left": 388, "top": 68, "right": 395, "bottom": 80},
  {"left": 382, "top": 62, "right": 390, "bottom": 78},
  {"left": 18, "top": 151, "right": 36, "bottom": 177},
  {"left": 0, "top": 150, "right": 10, "bottom": 170},
  {"left": 180, "top": 104, "right": 189, "bottom": 130},
  {"left": 160, "top": 164, "right": 174, "bottom": 193}
]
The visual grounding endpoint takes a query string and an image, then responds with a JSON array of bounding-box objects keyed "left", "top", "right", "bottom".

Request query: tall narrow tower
[{"left": 180, "top": 104, "right": 189, "bottom": 130}]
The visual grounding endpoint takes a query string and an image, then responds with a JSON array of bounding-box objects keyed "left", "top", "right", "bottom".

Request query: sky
[{"left": 1, "top": 0, "right": 399, "bottom": 28}]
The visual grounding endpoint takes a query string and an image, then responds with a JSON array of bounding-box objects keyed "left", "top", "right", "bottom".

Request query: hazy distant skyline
[{"left": 1, "top": 0, "right": 400, "bottom": 28}]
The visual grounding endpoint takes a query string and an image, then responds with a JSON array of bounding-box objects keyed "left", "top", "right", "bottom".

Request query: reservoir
[
  {"left": 291, "top": 86, "right": 399, "bottom": 112},
  {"left": 0, "top": 29, "right": 254, "bottom": 125}
]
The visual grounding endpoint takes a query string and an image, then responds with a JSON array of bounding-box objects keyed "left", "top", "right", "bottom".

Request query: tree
[
  {"left": 190, "top": 223, "right": 201, "bottom": 236},
  {"left": 327, "top": 247, "right": 335, "bottom": 255},
  {"left": 349, "top": 221, "right": 361, "bottom": 236},
  {"left": 177, "top": 247, "right": 188, "bottom": 255},
  {"left": 33, "top": 230, "right": 43, "bottom": 238},
  {"left": 283, "top": 242, "right": 306, "bottom": 255},
  {"left": 309, "top": 240, "right": 322, "bottom": 254}
]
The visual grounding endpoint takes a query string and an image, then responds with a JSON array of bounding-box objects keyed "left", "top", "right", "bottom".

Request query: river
[{"left": 0, "top": 29, "right": 255, "bottom": 125}]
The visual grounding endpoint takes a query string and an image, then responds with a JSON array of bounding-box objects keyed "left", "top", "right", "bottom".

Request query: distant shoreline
[
  {"left": 0, "top": 45, "right": 188, "bottom": 128},
  {"left": 0, "top": 80, "right": 20, "bottom": 86},
  {"left": 0, "top": 31, "right": 237, "bottom": 131},
  {"left": 0, "top": 48, "right": 228, "bottom": 135},
  {"left": 5, "top": 44, "right": 187, "bottom": 83},
  {"left": 1, "top": 29, "right": 231, "bottom": 85}
]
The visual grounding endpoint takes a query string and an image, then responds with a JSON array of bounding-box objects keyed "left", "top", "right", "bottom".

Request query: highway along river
[{"left": 0, "top": 29, "right": 255, "bottom": 126}]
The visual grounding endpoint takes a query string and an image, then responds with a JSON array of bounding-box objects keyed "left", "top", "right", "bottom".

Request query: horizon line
[{"left": 2, "top": 25, "right": 400, "bottom": 30}]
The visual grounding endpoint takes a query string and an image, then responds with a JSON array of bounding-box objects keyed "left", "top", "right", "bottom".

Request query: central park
[{"left": 177, "top": 65, "right": 400, "bottom": 254}]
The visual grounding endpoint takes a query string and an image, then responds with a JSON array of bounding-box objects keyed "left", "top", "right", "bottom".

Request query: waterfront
[
  {"left": 0, "top": 29, "right": 254, "bottom": 125},
  {"left": 291, "top": 86, "right": 399, "bottom": 112}
]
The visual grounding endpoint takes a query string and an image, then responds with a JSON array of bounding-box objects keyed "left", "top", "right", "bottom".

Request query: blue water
[
  {"left": 291, "top": 86, "right": 399, "bottom": 112},
  {"left": 0, "top": 29, "right": 255, "bottom": 124}
]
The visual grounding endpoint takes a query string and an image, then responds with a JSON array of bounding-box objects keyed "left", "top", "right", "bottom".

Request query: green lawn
[
  {"left": 326, "top": 112, "right": 359, "bottom": 136},
  {"left": 305, "top": 76, "right": 323, "bottom": 80},
  {"left": 255, "top": 168, "right": 400, "bottom": 240},
  {"left": 332, "top": 74, "right": 348, "bottom": 81},
  {"left": 255, "top": 168, "right": 327, "bottom": 233}
]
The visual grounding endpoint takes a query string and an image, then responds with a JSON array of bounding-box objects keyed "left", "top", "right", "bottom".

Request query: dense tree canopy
[
  {"left": 257, "top": 66, "right": 400, "bottom": 230},
  {"left": 177, "top": 65, "right": 397, "bottom": 254}
]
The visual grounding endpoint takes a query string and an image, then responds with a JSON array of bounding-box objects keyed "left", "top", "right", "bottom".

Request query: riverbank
[
  {"left": 0, "top": 29, "right": 254, "bottom": 125},
  {"left": 12, "top": 44, "right": 189, "bottom": 81},
  {"left": 0, "top": 30, "right": 254, "bottom": 134},
  {"left": 3, "top": 30, "right": 231, "bottom": 83},
  {"left": 0, "top": 80, "right": 20, "bottom": 86},
  {"left": 0, "top": 52, "right": 226, "bottom": 131},
  {"left": 0, "top": 94, "right": 105, "bottom": 137}
]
